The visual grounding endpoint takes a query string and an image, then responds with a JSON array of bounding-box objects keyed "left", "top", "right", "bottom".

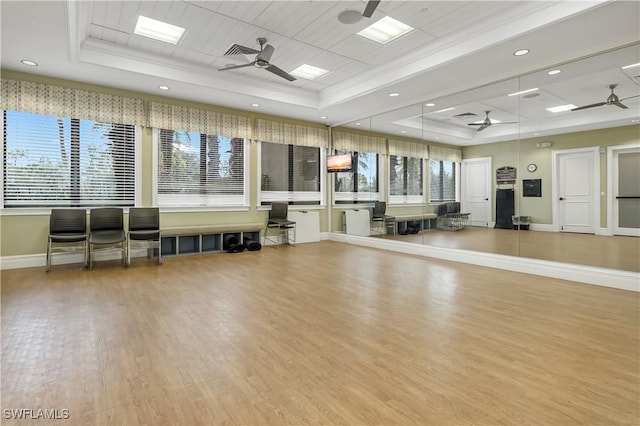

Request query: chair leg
[
  {"left": 88, "top": 244, "right": 93, "bottom": 270},
  {"left": 158, "top": 239, "right": 163, "bottom": 265},
  {"left": 46, "top": 239, "right": 52, "bottom": 272},
  {"left": 126, "top": 239, "right": 131, "bottom": 266},
  {"left": 83, "top": 241, "right": 88, "bottom": 269}
]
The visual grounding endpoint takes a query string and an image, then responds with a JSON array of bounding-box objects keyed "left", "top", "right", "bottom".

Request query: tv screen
[{"left": 327, "top": 154, "right": 352, "bottom": 173}]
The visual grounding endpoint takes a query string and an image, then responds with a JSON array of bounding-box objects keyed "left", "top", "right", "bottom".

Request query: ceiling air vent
[{"left": 224, "top": 43, "right": 259, "bottom": 56}]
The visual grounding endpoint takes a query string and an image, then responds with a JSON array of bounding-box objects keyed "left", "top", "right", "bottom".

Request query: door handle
[
  {"left": 484, "top": 198, "right": 489, "bottom": 201},
  {"left": 559, "top": 197, "right": 565, "bottom": 200}
]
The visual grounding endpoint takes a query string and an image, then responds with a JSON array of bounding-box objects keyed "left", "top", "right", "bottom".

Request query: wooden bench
[{"left": 161, "top": 223, "right": 263, "bottom": 256}]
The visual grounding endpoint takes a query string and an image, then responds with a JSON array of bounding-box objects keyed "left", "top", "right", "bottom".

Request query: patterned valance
[
  {"left": 1, "top": 78, "right": 145, "bottom": 126},
  {"left": 429, "top": 145, "right": 462, "bottom": 162},
  {"left": 332, "top": 131, "right": 386, "bottom": 154},
  {"left": 149, "top": 102, "right": 252, "bottom": 139},
  {"left": 388, "top": 139, "right": 429, "bottom": 159},
  {"left": 255, "top": 119, "right": 327, "bottom": 148}
]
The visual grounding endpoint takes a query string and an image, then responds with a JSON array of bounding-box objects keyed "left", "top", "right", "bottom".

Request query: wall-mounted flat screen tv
[{"left": 327, "top": 154, "right": 352, "bottom": 173}]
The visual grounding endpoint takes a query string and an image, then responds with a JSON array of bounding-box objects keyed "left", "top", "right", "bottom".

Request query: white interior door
[
  {"left": 462, "top": 157, "right": 491, "bottom": 227},
  {"left": 553, "top": 148, "right": 598, "bottom": 233},
  {"left": 612, "top": 146, "right": 640, "bottom": 236}
]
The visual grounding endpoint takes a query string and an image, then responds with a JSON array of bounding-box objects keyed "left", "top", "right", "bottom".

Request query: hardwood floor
[
  {"left": 2, "top": 241, "right": 639, "bottom": 425},
  {"left": 380, "top": 227, "right": 640, "bottom": 272}
]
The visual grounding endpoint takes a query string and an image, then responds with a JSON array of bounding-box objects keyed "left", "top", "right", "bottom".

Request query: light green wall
[{"left": 462, "top": 125, "right": 640, "bottom": 227}]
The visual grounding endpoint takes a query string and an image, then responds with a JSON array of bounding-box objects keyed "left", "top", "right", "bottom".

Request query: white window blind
[
  {"left": 260, "top": 141, "right": 322, "bottom": 204},
  {"left": 389, "top": 155, "right": 424, "bottom": 204},
  {"left": 429, "top": 159, "right": 457, "bottom": 202},
  {"left": 334, "top": 151, "right": 379, "bottom": 204},
  {"left": 3, "top": 110, "right": 136, "bottom": 207},
  {"left": 157, "top": 129, "right": 247, "bottom": 207}
]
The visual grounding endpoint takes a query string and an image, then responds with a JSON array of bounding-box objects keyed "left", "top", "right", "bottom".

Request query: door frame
[
  {"left": 607, "top": 143, "right": 640, "bottom": 236},
  {"left": 551, "top": 146, "right": 600, "bottom": 233},
  {"left": 461, "top": 157, "right": 492, "bottom": 227}
]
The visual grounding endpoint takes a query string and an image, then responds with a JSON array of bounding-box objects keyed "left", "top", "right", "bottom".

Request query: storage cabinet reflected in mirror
[{"left": 355, "top": 44, "right": 640, "bottom": 272}]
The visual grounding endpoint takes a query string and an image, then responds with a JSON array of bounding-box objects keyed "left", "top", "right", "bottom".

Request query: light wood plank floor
[
  {"left": 2, "top": 241, "right": 639, "bottom": 425},
  {"left": 379, "top": 227, "right": 640, "bottom": 272}
]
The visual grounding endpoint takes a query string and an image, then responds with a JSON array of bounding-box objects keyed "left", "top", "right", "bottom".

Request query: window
[
  {"left": 389, "top": 155, "right": 423, "bottom": 204},
  {"left": 3, "top": 110, "right": 136, "bottom": 207},
  {"left": 334, "top": 151, "right": 379, "bottom": 203},
  {"left": 429, "top": 159, "right": 457, "bottom": 202},
  {"left": 156, "top": 129, "right": 247, "bottom": 207},
  {"left": 260, "top": 141, "right": 322, "bottom": 205}
]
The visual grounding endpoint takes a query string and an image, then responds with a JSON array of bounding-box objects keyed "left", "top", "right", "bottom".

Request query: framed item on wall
[{"left": 523, "top": 179, "right": 542, "bottom": 197}]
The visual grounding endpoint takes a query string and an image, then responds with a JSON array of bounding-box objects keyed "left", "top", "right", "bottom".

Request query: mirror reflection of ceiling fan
[
  {"left": 572, "top": 84, "right": 639, "bottom": 111},
  {"left": 219, "top": 37, "right": 296, "bottom": 82},
  {"left": 338, "top": 1, "right": 381, "bottom": 24},
  {"left": 468, "top": 111, "right": 517, "bottom": 132}
]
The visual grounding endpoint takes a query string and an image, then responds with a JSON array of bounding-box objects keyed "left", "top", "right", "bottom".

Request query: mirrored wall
[{"left": 333, "top": 44, "right": 640, "bottom": 273}]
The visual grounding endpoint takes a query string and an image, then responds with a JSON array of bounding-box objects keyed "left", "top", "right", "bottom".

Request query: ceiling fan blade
[
  {"left": 494, "top": 121, "right": 518, "bottom": 124},
  {"left": 571, "top": 102, "right": 606, "bottom": 111},
  {"left": 612, "top": 101, "right": 629, "bottom": 109},
  {"left": 257, "top": 45, "right": 275, "bottom": 63},
  {"left": 621, "top": 94, "right": 640, "bottom": 101},
  {"left": 467, "top": 123, "right": 483, "bottom": 126},
  {"left": 219, "top": 62, "right": 255, "bottom": 71},
  {"left": 363, "top": 0, "right": 381, "bottom": 17},
  {"left": 265, "top": 64, "right": 297, "bottom": 81},
  {"left": 476, "top": 124, "right": 489, "bottom": 132},
  {"left": 224, "top": 44, "right": 260, "bottom": 56}
]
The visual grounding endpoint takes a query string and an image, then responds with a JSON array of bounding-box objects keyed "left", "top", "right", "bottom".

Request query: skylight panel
[
  {"left": 134, "top": 16, "right": 185, "bottom": 44},
  {"left": 357, "top": 16, "right": 414, "bottom": 44}
]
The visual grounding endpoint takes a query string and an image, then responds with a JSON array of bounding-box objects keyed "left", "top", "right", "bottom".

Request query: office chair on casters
[
  {"left": 371, "top": 201, "right": 394, "bottom": 235},
  {"left": 46, "top": 209, "right": 88, "bottom": 272},
  {"left": 88, "top": 207, "right": 126, "bottom": 269},
  {"left": 127, "top": 207, "right": 162, "bottom": 266},
  {"left": 264, "top": 202, "right": 296, "bottom": 247}
]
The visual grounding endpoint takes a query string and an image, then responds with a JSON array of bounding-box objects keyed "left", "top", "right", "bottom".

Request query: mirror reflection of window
[
  {"left": 429, "top": 159, "right": 456, "bottom": 203},
  {"left": 334, "top": 151, "right": 379, "bottom": 203}
]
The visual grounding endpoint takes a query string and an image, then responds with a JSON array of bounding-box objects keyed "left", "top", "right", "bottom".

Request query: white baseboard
[
  {"left": 529, "top": 223, "right": 554, "bottom": 232},
  {"left": 0, "top": 248, "right": 149, "bottom": 270},
  {"left": 596, "top": 227, "right": 612, "bottom": 236},
  {"left": 329, "top": 233, "right": 639, "bottom": 292}
]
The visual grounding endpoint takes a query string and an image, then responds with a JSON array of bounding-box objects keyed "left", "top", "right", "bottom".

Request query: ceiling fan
[
  {"left": 468, "top": 111, "right": 517, "bottom": 132},
  {"left": 571, "top": 84, "right": 639, "bottom": 111},
  {"left": 219, "top": 37, "right": 296, "bottom": 82},
  {"left": 338, "top": 1, "right": 381, "bottom": 24}
]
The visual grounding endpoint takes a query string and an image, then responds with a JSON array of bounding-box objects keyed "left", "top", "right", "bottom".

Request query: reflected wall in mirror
[{"left": 349, "top": 44, "right": 639, "bottom": 273}]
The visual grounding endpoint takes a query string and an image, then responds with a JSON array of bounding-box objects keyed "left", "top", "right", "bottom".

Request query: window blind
[
  {"left": 3, "top": 110, "right": 135, "bottom": 207},
  {"left": 429, "top": 159, "right": 457, "bottom": 202},
  {"left": 334, "top": 151, "right": 379, "bottom": 203},
  {"left": 260, "top": 141, "right": 321, "bottom": 204},
  {"left": 389, "top": 155, "right": 424, "bottom": 204},
  {"left": 157, "top": 129, "right": 247, "bottom": 207}
]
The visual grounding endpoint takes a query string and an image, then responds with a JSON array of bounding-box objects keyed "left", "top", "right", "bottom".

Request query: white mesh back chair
[
  {"left": 46, "top": 209, "right": 88, "bottom": 271},
  {"left": 371, "top": 201, "right": 394, "bottom": 235},
  {"left": 127, "top": 207, "right": 162, "bottom": 266},
  {"left": 264, "top": 202, "right": 296, "bottom": 247}
]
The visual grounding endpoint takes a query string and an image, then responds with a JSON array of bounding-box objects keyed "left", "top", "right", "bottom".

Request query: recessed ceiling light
[
  {"left": 508, "top": 87, "right": 538, "bottom": 97},
  {"left": 546, "top": 104, "right": 577, "bottom": 113},
  {"left": 389, "top": 92, "right": 400, "bottom": 97},
  {"left": 134, "top": 15, "right": 185, "bottom": 44},
  {"left": 513, "top": 49, "right": 529, "bottom": 56},
  {"left": 534, "top": 133, "right": 540, "bottom": 136},
  {"left": 425, "top": 103, "right": 435, "bottom": 107},
  {"left": 433, "top": 107, "right": 455, "bottom": 113},
  {"left": 320, "top": 116, "right": 327, "bottom": 120},
  {"left": 251, "top": 103, "right": 260, "bottom": 107},
  {"left": 338, "top": 9, "right": 363, "bottom": 25},
  {"left": 290, "top": 64, "right": 329, "bottom": 80},
  {"left": 400, "top": 130, "right": 407, "bottom": 134},
  {"left": 355, "top": 122, "right": 361, "bottom": 126},
  {"left": 622, "top": 62, "right": 640, "bottom": 69},
  {"left": 357, "top": 16, "right": 414, "bottom": 44},
  {"left": 631, "top": 119, "right": 639, "bottom": 123},
  {"left": 158, "top": 85, "right": 170, "bottom": 91},
  {"left": 547, "top": 69, "right": 561, "bottom": 75},
  {"left": 21, "top": 60, "right": 38, "bottom": 66}
]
